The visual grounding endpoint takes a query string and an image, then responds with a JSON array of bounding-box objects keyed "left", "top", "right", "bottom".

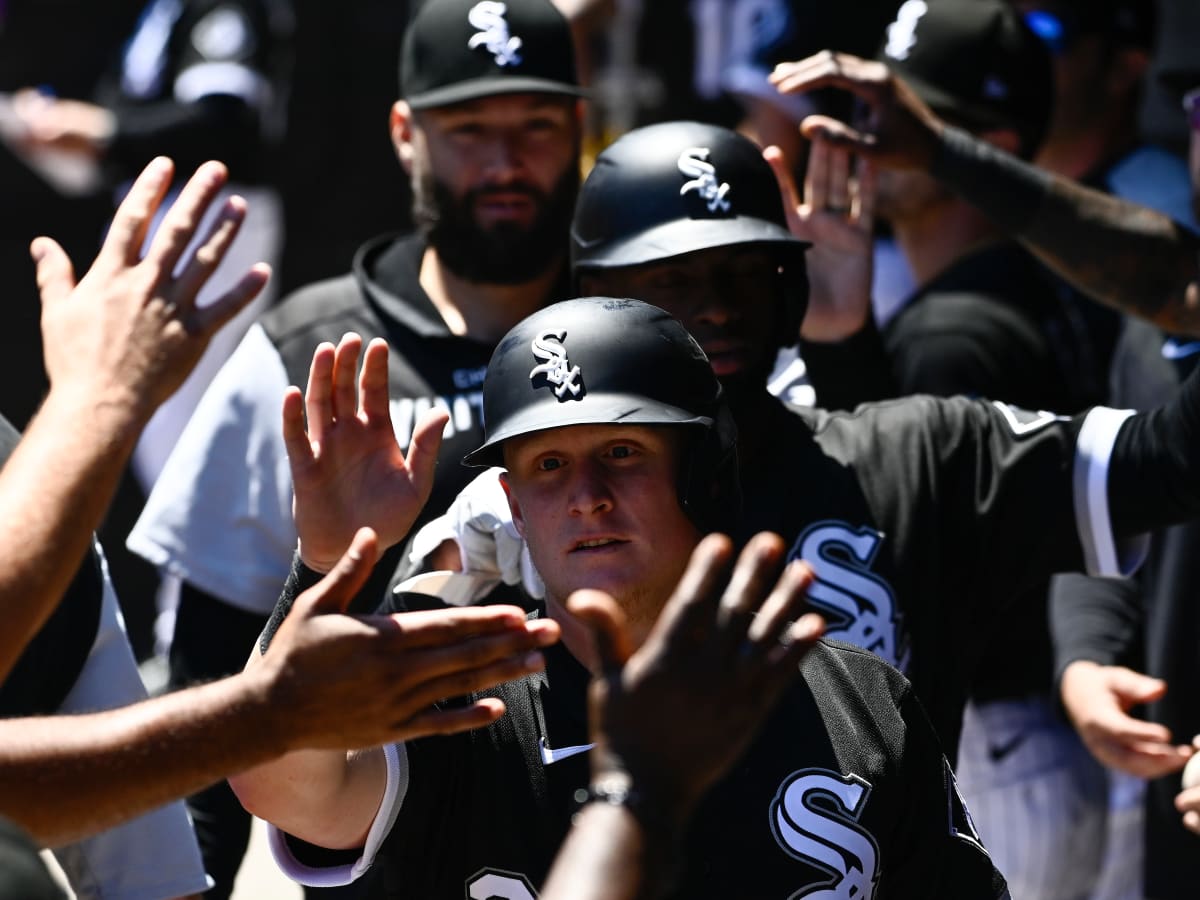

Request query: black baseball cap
[
  {"left": 878, "top": 0, "right": 1052, "bottom": 155},
  {"left": 401, "top": 0, "right": 585, "bottom": 110}
]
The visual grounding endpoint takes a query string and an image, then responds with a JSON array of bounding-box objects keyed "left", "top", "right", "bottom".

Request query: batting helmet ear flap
[{"left": 678, "top": 401, "right": 742, "bottom": 535}]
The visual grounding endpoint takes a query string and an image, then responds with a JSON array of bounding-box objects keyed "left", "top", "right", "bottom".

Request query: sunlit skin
[
  {"left": 580, "top": 246, "right": 781, "bottom": 380},
  {"left": 395, "top": 93, "right": 581, "bottom": 231},
  {"left": 500, "top": 424, "right": 701, "bottom": 645}
]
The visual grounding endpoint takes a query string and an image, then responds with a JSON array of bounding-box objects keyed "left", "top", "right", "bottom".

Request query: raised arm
[
  {"left": 1, "top": 529, "right": 557, "bottom": 848},
  {"left": 0, "top": 157, "right": 268, "bottom": 682},
  {"left": 769, "top": 52, "right": 1200, "bottom": 335}
]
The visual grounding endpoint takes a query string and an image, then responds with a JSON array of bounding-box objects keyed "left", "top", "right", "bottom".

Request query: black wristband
[
  {"left": 930, "top": 125, "right": 1052, "bottom": 235},
  {"left": 257, "top": 552, "right": 325, "bottom": 655}
]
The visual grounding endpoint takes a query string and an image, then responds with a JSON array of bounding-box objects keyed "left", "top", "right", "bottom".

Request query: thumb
[
  {"left": 31, "top": 237, "right": 76, "bottom": 306},
  {"left": 566, "top": 589, "right": 634, "bottom": 676},
  {"left": 302, "top": 527, "right": 380, "bottom": 617},
  {"left": 1110, "top": 667, "right": 1168, "bottom": 706}
]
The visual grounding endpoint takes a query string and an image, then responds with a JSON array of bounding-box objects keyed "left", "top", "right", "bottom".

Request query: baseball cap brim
[
  {"left": 896, "top": 69, "right": 1022, "bottom": 134},
  {"left": 406, "top": 77, "right": 588, "bottom": 110},
  {"left": 573, "top": 216, "right": 809, "bottom": 270},
  {"left": 463, "top": 394, "right": 712, "bottom": 468}
]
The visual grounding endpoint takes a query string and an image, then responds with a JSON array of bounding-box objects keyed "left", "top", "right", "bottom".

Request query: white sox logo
[
  {"left": 791, "top": 522, "right": 909, "bottom": 671},
  {"left": 677, "top": 147, "right": 732, "bottom": 213},
  {"left": 468, "top": 1, "right": 523, "bottom": 67},
  {"left": 771, "top": 769, "right": 880, "bottom": 898},
  {"left": 883, "top": 0, "right": 928, "bottom": 61},
  {"left": 466, "top": 867, "right": 537, "bottom": 899},
  {"left": 529, "top": 329, "right": 583, "bottom": 399}
]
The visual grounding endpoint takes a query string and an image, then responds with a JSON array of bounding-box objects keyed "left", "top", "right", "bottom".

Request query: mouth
[
  {"left": 474, "top": 191, "right": 538, "bottom": 224},
  {"left": 569, "top": 537, "right": 629, "bottom": 554},
  {"left": 700, "top": 340, "right": 749, "bottom": 377}
]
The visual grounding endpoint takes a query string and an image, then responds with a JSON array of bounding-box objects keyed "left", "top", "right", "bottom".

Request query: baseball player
[{"left": 233, "top": 297, "right": 1009, "bottom": 898}]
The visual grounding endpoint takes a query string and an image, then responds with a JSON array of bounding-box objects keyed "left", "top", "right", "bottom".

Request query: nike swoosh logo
[
  {"left": 1162, "top": 338, "right": 1200, "bottom": 360},
  {"left": 539, "top": 738, "right": 594, "bottom": 765},
  {"left": 987, "top": 734, "right": 1026, "bottom": 763}
]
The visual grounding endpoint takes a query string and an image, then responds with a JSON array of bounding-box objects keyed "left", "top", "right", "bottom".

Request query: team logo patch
[
  {"left": 468, "top": 1, "right": 523, "bottom": 67},
  {"left": 883, "top": 0, "right": 928, "bottom": 61},
  {"left": 530, "top": 329, "right": 584, "bottom": 400},
  {"left": 466, "top": 867, "right": 537, "bottom": 899},
  {"left": 678, "top": 147, "right": 732, "bottom": 214},
  {"left": 991, "top": 401, "right": 1065, "bottom": 437},
  {"left": 770, "top": 769, "right": 881, "bottom": 898},
  {"left": 191, "top": 5, "right": 255, "bottom": 61}
]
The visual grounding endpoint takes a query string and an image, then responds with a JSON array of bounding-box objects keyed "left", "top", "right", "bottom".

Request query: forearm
[
  {"left": 541, "top": 803, "right": 654, "bottom": 900},
  {"left": 1049, "top": 574, "right": 1143, "bottom": 685},
  {"left": 932, "top": 126, "right": 1200, "bottom": 334},
  {"left": 0, "top": 670, "right": 282, "bottom": 847},
  {"left": 0, "top": 390, "right": 146, "bottom": 681}
]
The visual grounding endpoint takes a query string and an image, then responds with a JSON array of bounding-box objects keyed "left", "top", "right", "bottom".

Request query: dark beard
[{"left": 413, "top": 164, "right": 579, "bottom": 285}]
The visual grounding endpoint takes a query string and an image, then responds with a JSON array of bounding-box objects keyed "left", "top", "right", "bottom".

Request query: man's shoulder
[{"left": 802, "top": 638, "right": 911, "bottom": 705}]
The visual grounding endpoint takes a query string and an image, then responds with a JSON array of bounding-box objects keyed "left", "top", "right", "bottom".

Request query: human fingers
[
  {"left": 1108, "top": 666, "right": 1168, "bottom": 706},
  {"left": 805, "top": 135, "right": 830, "bottom": 213},
  {"left": 744, "top": 560, "right": 814, "bottom": 648},
  {"left": 358, "top": 338, "right": 392, "bottom": 422},
  {"left": 406, "top": 407, "right": 451, "bottom": 491},
  {"left": 191, "top": 262, "right": 271, "bottom": 336},
  {"left": 300, "top": 527, "right": 381, "bottom": 617},
  {"left": 330, "top": 332, "right": 363, "bottom": 423},
  {"left": 716, "top": 533, "right": 786, "bottom": 641},
  {"left": 763, "top": 146, "right": 805, "bottom": 235},
  {"left": 303, "top": 342, "right": 336, "bottom": 447},
  {"left": 393, "top": 633, "right": 551, "bottom": 705},
  {"left": 169, "top": 193, "right": 247, "bottom": 303},
  {"left": 769, "top": 52, "right": 887, "bottom": 104},
  {"left": 30, "top": 237, "right": 76, "bottom": 307},
  {"left": 100, "top": 157, "right": 174, "bottom": 269},
  {"left": 827, "top": 145, "right": 851, "bottom": 214},
  {"left": 852, "top": 157, "right": 877, "bottom": 227},
  {"left": 1175, "top": 784, "right": 1200, "bottom": 833},
  {"left": 651, "top": 533, "right": 735, "bottom": 639},
  {"left": 566, "top": 589, "right": 634, "bottom": 675},
  {"left": 801, "top": 115, "right": 877, "bottom": 157},
  {"left": 142, "top": 160, "right": 229, "bottom": 278},
  {"left": 282, "top": 386, "right": 317, "bottom": 472},
  {"left": 381, "top": 605, "right": 558, "bottom": 652},
  {"left": 399, "top": 698, "right": 508, "bottom": 739}
]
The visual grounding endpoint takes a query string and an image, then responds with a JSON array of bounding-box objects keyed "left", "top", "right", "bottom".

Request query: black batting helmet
[
  {"left": 464, "top": 297, "right": 741, "bottom": 534},
  {"left": 570, "top": 121, "right": 809, "bottom": 335}
]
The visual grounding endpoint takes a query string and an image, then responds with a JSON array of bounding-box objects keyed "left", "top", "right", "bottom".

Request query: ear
[
  {"left": 499, "top": 471, "right": 527, "bottom": 538},
  {"left": 391, "top": 100, "right": 416, "bottom": 174},
  {"left": 1108, "top": 47, "right": 1150, "bottom": 96}
]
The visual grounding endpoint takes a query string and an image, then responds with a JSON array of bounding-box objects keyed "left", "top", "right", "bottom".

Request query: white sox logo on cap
[
  {"left": 468, "top": 1, "right": 524, "bottom": 67},
  {"left": 884, "top": 0, "right": 928, "bottom": 61},
  {"left": 677, "top": 147, "right": 732, "bottom": 214},
  {"left": 529, "top": 329, "right": 583, "bottom": 399}
]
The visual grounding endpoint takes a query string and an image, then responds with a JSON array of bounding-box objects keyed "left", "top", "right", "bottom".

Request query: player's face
[
  {"left": 402, "top": 94, "right": 581, "bottom": 283},
  {"left": 501, "top": 424, "right": 700, "bottom": 637},
  {"left": 580, "top": 246, "right": 783, "bottom": 384}
]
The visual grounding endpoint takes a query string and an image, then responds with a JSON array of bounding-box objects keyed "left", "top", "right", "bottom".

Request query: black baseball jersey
[
  {"left": 734, "top": 392, "right": 1138, "bottom": 760},
  {"left": 277, "top": 626, "right": 1007, "bottom": 899}
]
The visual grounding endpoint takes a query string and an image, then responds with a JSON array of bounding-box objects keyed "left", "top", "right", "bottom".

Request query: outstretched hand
[
  {"left": 284, "top": 333, "right": 449, "bottom": 572},
  {"left": 567, "top": 532, "right": 824, "bottom": 821},
  {"left": 769, "top": 51, "right": 945, "bottom": 173},
  {"left": 261, "top": 527, "right": 561, "bottom": 751},
  {"left": 34, "top": 156, "right": 269, "bottom": 426},
  {"left": 1060, "top": 660, "right": 1192, "bottom": 779},
  {"left": 764, "top": 138, "right": 876, "bottom": 342}
]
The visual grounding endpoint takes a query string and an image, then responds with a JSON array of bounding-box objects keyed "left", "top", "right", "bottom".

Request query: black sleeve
[
  {"left": 257, "top": 553, "right": 324, "bottom": 655},
  {"left": 1108, "top": 360, "right": 1200, "bottom": 536},
  {"left": 890, "top": 685, "right": 1010, "bottom": 898},
  {"left": 1049, "top": 573, "right": 1143, "bottom": 686},
  {"left": 800, "top": 319, "right": 898, "bottom": 410}
]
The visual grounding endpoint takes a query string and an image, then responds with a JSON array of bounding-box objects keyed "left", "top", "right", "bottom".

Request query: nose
[
  {"left": 481, "top": 130, "right": 527, "bottom": 184},
  {"left": 692, "top": 277, "right": 739, "bottom": 327},
  {"left": 567, "top": 459, "right": 614, "bottom": 517}
]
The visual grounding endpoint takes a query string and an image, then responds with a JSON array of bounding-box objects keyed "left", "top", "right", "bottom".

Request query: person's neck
[
  {"left": 892, "top": 198, "right": 1001, "bottom": 287},
  {"left": 545, "top": 593, "right": 653, "bottom": 674},
  {"left": 419, "top": 248, "right": 565, "bottom": 344},
  {"left": 1034, "top": 119, "right": 1138, "bottom": 182}
]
